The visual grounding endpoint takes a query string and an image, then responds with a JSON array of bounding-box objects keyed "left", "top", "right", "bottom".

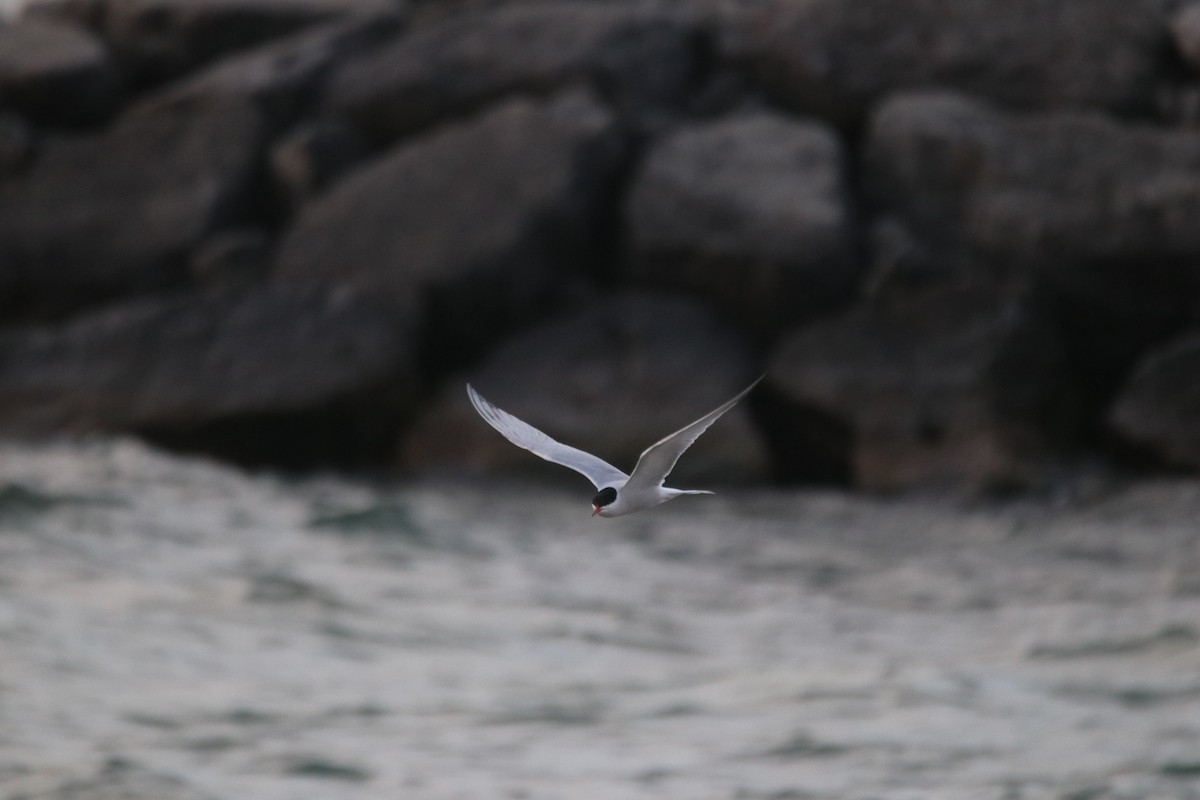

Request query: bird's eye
[{"left": 592, "top": 487, "right": 617, "bottom": 507}]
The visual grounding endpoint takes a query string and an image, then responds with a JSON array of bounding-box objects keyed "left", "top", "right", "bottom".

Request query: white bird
[{"left": 466, "top": 377, "right": 763, "bottom": 517}]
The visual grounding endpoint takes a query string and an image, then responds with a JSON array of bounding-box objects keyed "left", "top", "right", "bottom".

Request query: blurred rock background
[{"left": 2, "top": 0, "right": 1200, "bottom": 490}]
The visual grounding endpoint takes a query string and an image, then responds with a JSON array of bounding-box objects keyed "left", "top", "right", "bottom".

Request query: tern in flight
[{"left": 466, "top": 377, "right": 763, "bottom": 517}]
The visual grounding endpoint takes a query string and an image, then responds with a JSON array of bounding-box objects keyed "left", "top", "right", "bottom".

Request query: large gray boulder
[
  {"left": 625, "top": 111, "right": 859, "bottom": 337},
  {"left": 738, "top": 0, "right": 1166, "bottom": 125},
  {"left": 322, "top": 1, "right": 696, "bottom": 141},
  {"left": 402, "top": 293, "right": 769, "bottom": 484},
  {"left": 1108, "top": 332, "right": 1200, "bottom": 470},
  {"left": 864, "top": 91, "right": 1200, "bottom": 406},
  {"left": 0, "top": 16, "right": 119, "bottom": 125},
  {"left": 29, "top": 0, "right": 396, "bottom": 84},
  {"left": 765, "top": 280, "right": 1076, "bottom": 490},
  {"left": 0, "top": 284, "right": 418, "bottom": 461},
  {"left": 864, "top": 92, "right": 1200, "bottom": 264},
  {"left": 0, "top": 96, "right": 265, "bottom": 318},
  {"left": 275, "top": 88, "right": 625, "bottom": 366}
]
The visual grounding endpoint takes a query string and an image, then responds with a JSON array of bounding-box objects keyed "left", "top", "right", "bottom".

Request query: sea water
[{"left": 1, "top": 439, "right": 1198, "bottom": 800}]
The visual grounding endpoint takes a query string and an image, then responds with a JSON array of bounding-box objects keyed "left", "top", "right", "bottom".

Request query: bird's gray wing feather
[
  {"left": 623, "top": 376, "right": 763, "bottom": 493},
  {"left": 467, "top": 384, "right": 628, "bottom": 490}
]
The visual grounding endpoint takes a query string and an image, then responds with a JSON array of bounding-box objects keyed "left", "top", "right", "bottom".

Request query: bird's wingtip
[{"left": 743, "top": 373, "right": 767, "bottom": 394}]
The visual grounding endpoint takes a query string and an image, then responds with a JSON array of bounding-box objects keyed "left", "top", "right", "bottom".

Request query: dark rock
[
  {"left": 1108, "top": 332, "right": 1200, "bottom": 469},
  {"left": 402, "top": 293, "right": 768, "bottom": 484},
  {"left": 765, "top": 280, "right": 1076, "bottom": 490},
  {"left": 322, "top": 1, "right": 697, "bottom": 142},
  {"left": 864, "top": 91, "right": 1200, "bottom": 410},
  {"left": 275, "top": 88, "right": 625, "bottom": 368},
  {"left": 269, "top": 118, "right": 367, "bottom": 209},
  {"left": 1152, "top": 0, "right": 1193, "bottom": 14},
  {"left": 0, "top": 16, "right": 119, "bottom": 125},
  {"left": 0, "top": 284, "right": 418, "bottom": 465},
  {"left": 864, "top": 92, "right": 1200, "bottom": 263},
  {"left": 624, "top": 111, "right": 859, "bottom": 337},
  {"left": 1171, "top": 3, "right": 1200, "bottom": 72},
  {"left": 862, "top": 217, "right": 953, "bottom": 297},
  {"left": 0, "top": 111, "right": 34, "bottom": 177},
  {"left": 0, "top": 96, "right": 265, "bottom": 318},
  {"left": 30, "top": 0, "right": 396, "bottom": 87},
  {"left": 189, "top": 228, "right": 272, "bottom": 286},
  {"left": 738, "top": 0, "right": 1167, "bottom": 125},
  {"left": 135, "top": 13, "right": 403, "bottom": 124}
]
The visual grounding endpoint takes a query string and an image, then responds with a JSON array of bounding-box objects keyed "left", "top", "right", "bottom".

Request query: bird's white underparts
[{"left": 466, "top": 376, "right": 763, "bottom": 517}]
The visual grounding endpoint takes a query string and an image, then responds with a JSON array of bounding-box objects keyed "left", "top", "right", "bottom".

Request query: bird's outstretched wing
[
  {"left": 623, "top": 376, "right": 763, "bottom": 494},
  {"left": 466, "top": 384, "right": 629, "bottom": 490}
]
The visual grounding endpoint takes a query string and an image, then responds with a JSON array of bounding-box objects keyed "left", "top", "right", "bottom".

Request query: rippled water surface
[{"left": 2, "top": 440, "right": 1199, "bottom": 799}]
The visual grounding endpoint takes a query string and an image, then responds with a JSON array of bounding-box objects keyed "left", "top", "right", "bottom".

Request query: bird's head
[{"left": 591, "top": 486, "right": 617, "bottom": 517}]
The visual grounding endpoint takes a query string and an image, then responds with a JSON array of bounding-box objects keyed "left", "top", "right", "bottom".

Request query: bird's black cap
[{"left": 593, "top": 487, "right": 617, "bottom": 507}]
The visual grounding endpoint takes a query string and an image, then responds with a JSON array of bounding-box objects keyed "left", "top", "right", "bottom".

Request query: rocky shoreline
[{"left": 3, "top": 0, "right": 1200, "bottom": 488}]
